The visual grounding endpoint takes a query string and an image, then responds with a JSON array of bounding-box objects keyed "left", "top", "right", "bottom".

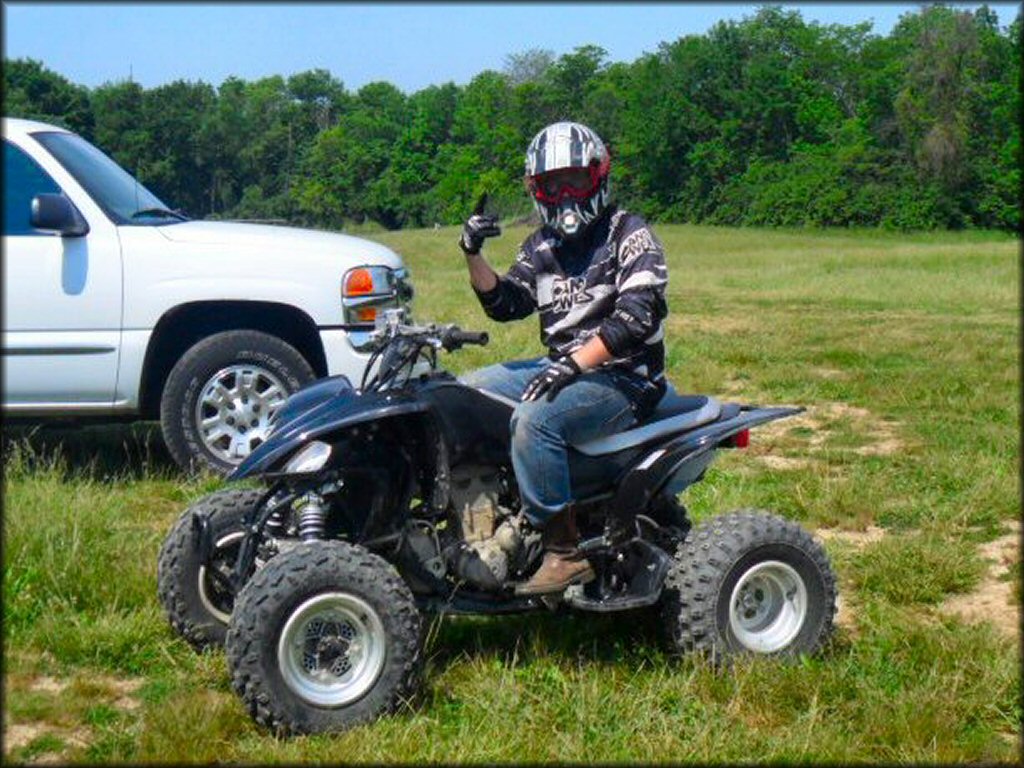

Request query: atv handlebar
[{"left": 361, "top": 311, "right": 490, "bottom": 392}]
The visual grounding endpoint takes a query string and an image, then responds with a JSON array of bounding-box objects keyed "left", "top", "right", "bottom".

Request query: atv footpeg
[{"left": 563, "top": 538, "right": 671, "bottom": 612}]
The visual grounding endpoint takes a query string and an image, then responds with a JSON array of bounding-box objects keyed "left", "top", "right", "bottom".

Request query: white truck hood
[{"left": 156, "top": 220, "right": 403, "bottom": 268}]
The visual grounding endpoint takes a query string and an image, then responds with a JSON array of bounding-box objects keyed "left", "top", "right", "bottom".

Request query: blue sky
[{"left": 3, "top": 3, "right": 1020, "bottom": 93}]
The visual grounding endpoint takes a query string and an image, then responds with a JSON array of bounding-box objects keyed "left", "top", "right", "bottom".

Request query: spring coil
[
  {"left": 297, "top": 495, "right": 327, "bottom": 540},
  {"left": 265, "top": 507, "right": 288, "bottom": 537}
]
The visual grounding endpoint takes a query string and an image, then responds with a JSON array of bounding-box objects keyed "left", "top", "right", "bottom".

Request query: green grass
[
  {"left": 3, "top": 224, "right": 1020, "bottom": 763},
  {"left": 850, "top": 532, "right": 989, "bottom": 605}
]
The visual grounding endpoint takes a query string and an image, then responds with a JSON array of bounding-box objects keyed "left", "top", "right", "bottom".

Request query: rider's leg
[
  {"left": 510, "top": 372, "right": 637, "bottom": 595},
  {"left": 458, "top": 357, "right": 547, "bottom": 404}
]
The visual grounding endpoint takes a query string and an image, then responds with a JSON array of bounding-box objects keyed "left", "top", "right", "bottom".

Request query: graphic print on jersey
[{"left": 551, "top": 276, "right": 593, "bottom": 313}]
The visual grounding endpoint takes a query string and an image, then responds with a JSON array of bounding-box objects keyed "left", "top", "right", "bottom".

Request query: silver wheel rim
[
  {"left": 197, "top": 530, "right": 244, "bottom": 624},
  {"left": 278, "top": 592, "right": 387, "bottom": 708},
  {"left": 728, "top": 560, "right": 808, "bottom": 653},
  {"left": 195, "top": 364, "right": 288, "bottom": 464}
]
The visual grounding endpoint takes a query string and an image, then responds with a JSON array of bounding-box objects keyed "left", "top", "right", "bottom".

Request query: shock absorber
[
  {"left": 296, "top": 493, "right": 327, "bottom": 541},
  {"left": 264, "top": 491, "right": 289, "bottom": 537},
  {"left": 265, "top": 508, "right": 288, "bottom": 537}
]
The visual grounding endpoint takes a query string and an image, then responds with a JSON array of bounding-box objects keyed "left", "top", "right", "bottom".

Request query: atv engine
[{"left": 447, "top": 466, "right": 539, "bottom": 588}]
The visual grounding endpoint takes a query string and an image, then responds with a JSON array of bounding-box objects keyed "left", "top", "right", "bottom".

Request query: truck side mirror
[{"left": 31, "top": 194, "right": 90, "bottom": 237}]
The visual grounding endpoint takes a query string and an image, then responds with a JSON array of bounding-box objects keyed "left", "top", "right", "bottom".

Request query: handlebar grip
[
  {"left": 441, "top": 327, "right": 489, "bottom": 349},
  {"left": 451, "top": 330, "right": 489, "bottom": 346}
]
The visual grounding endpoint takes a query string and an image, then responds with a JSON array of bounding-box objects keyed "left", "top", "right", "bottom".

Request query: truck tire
[
  {"left": 156, "top": 487, "right": 262, "bottom": 651},
  {"left": 226, "top": 540, "right": 423, "bottom": 736},
  {"left": 661, "top": 509, "right": 837, "bottom": 663},
  {"left": 160, "top": 330, "right": 315, "bottom": 475}
]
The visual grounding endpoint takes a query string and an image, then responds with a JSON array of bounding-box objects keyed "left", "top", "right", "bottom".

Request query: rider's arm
[
  {"left": 469, "top": 246, "right": 538, "bottom": 322},
  {"left": 465, "top": 252, "right": 499, "bottom": 293},
  {"left": 570, "top": 335, "right": 614, "bottom": 370},
  {"left": 596, "top": 222, "right": 669, "bottom": 358}
]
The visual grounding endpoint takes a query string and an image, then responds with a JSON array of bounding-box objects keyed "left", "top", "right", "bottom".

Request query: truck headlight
[
  {"left": 284, "top": 441, "right": 332, "bottom": 474},
  {"left": 342, "top": 266, "right": 413, "bottom": 325}
]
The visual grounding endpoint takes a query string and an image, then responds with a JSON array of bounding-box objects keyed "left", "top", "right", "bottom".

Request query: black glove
[
  {"left": 459, "top": 193, "right": 501, "bottom": 255},
  {"left": 522, "top": 355, "right": 582, "bottom": 403},
  {"left": 459, "top": 213, "right": 501, "bottom": 255}
]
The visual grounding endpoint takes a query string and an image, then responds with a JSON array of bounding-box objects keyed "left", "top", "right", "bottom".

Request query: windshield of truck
[{"left": 33, "top": 131, "right": 188, "bottom": 226}]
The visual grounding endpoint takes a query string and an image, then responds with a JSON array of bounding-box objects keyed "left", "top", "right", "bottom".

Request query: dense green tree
[
  {"left": 503, "top": 48, "right": 555, "bottom": 87},
  {"left": 2, "top": 57, "right": 93, "bottom": 138},
  {"left": 90, "top": 79, "right": 148, "bottom": 172},
  {"left": 3, "top": 5, "right": 1019, "bottom": 231}
]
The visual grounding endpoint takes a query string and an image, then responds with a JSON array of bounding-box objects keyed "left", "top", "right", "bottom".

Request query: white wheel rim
[
  {"left": 728, "top": 560, "right": 808, "bottom": 653},
  {"left": 278, "top": 592, "right": 387, "bottom": 708},
  {"left": 195, "top": 364, "right": 288, "bottom": 465},
  {"left": 197, "top": 530, "right": 244, "bottom": 625}
]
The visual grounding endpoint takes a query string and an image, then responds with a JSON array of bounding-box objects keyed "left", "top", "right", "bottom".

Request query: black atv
[{"left": 158, "top": 310, "right": 837, "bottom": 735}]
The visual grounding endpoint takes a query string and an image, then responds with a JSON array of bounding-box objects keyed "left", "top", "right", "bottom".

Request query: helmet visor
[{"left": 527, "top": 166, "right": 600, "bottom": 204}]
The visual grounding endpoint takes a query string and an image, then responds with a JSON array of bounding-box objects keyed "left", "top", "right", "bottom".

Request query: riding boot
[{"left": 515, "top": 507, "right": 595, "bottom": 596}]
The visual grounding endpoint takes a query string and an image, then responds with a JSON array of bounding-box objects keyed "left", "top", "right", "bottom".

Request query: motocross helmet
[{"left": 524, "top": 121, "right": 611, "bottom": 240}]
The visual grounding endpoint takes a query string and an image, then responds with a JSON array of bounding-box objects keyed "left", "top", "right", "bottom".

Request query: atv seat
[{"left": 573, "top": 385, "right": 722, "bottom": 457}]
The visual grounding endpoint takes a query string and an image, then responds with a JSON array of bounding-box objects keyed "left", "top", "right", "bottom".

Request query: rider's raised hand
[
  {"left": 522, "top": 355, "right": 582, "bottom": 403},
  {"left": 459, "top": 193, "right": 501, "bottom": 255}
]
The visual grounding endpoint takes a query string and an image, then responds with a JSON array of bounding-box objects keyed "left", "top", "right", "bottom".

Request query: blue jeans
[{"left": 460, "top": 357, "right": 638, "bottom": 526}]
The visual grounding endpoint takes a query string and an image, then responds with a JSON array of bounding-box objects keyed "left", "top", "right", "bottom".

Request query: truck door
[{"left": 2, "top": 139, "right": 123, "bottom": 409}]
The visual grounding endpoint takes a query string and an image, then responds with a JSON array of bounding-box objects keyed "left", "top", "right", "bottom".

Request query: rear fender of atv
[{"left": 609, "top": 406, "right": 803, "bottom": 519}]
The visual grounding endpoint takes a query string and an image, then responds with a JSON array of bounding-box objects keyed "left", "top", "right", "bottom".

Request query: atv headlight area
[{"left": 284, "top": 441, "right": 333, "bottom": 474}]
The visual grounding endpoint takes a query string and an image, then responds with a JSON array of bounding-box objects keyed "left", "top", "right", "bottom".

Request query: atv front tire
[
  {"left": 226, "top": 540, "right": 422, "bottom": 735},
  {"left": 157, "top": 487, "right": 262, "bottom": 651},
  {"left": 661, "top": 509, "right": 836, "bottom": 662}
]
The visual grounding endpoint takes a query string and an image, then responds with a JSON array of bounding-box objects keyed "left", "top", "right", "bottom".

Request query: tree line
[{"left": 4, "top": 5, "right": 1019, "bottom": 231}]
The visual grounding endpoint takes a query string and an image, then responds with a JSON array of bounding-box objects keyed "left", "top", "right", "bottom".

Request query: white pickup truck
[{"left": 2, "top": 117, "right": 414, "bottom": 474}]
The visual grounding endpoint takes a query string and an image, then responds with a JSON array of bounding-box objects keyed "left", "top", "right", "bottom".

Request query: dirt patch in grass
[
  {"left": 815, "top": 526, "right": 887, "bottom": 548},
  {"left": 754, "top": 401, "right": 908, "bottom": 466},
  {"left": 814, "top": 523, "right": 1018, "bottom": 641},
  {"left": 815, "top": 525, "right": 888, "bottom": 637},
  {"left": 5, "top": 723, "right": 47, "bottom": 752},
  {"left": 4, "top": 674, "right": 145, "bottom": 762},
  {"left": 812, "top": 366, "right": 846, "bottom": 379},
  {"left": 25, "top": 674, "right": 143, "bottom": 705},
  {"left": 939, "top": 520, "right": 1020, "bottom": 640},
  {"left": 757, "top": 455, "right": 815, "bottom": 470},
  {"left": 27, "top": 677, "right": 66, "bottom": 694},
  {"left": 3, "top": 723, "right": 91, "bottom": 764}
]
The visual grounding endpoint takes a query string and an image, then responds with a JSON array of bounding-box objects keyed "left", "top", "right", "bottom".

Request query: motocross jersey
[{"left": 473, "top": 206, "right": 668, "bottom": 385}]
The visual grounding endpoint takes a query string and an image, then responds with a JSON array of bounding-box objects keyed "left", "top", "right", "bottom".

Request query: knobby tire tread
[
  {"left": 661, "top": 508, "right": 837, "bottom": 662},
  {"left": 225, "top": 539, "right": 423, "bottom": 735},
  {"left": 156, "top": 487, "right": 262, "bottom": 650}
]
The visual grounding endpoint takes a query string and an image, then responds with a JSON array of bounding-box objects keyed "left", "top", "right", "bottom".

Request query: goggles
[{"left": 527, "top": 165, "right": 601, "bottom": 204}]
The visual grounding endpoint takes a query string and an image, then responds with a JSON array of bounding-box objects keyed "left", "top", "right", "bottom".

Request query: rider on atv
[{"left": 459, "top": 121, "right": 670, "bottom": 596}]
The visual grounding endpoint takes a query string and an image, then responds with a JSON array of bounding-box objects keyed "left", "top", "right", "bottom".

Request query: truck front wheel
[{"left": 160, "top": 330, "right": 315, "bottom": 474}]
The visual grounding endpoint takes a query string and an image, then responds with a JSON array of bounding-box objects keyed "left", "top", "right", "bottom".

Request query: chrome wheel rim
[
  {"left": 728, "top": 560, "right": 808, "bottom": 653},
  {"left": 197, "top": 530, "right": 244, "bottom": 624},
  {"left": 195, "top": 365, "right": 288, "bottom": 464},
  {"left": 278, "top": 592, "right": 387, "bottom": 708}
]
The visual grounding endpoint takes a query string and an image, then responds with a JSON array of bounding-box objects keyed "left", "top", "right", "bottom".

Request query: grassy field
[{"left": 3, "top": 223, "right": 1020, "bottom": 763}]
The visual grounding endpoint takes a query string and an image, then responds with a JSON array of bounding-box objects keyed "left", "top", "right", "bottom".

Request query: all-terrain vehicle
[{"left": 158, "top": 310, "right": 837, "bottom": 735}]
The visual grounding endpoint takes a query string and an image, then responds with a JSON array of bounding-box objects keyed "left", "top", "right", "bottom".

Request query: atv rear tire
[
  {"left": 226, "top": 540, "right": 422, "bottom": 735},
  {"left": 661, "top": 509, "right": 836, "bottom": 662},
  {"left": 157, "top": 487, "right": 261, "bottom": 651}
]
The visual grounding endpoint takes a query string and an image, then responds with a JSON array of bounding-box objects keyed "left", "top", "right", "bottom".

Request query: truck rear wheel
[{"left": 160, "top": 330, "right": 315, "bottom": 474}]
